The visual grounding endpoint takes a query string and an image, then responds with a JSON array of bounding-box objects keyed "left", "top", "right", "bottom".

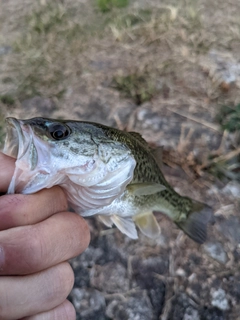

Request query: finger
[
  {"left": 0, "top": 211, "right": 90, "bottom": 275},
  {"left": 20, "top": 300, "right": 76, "bottom": 320},
  {"left": 0, "top": 186, "right": 68, "bottom": 231},
  {"left": 0, "top": 152, "right": 15, "bottom": 193},
  {"left": 0, "top": 262, "right": 74, "bottom": 320}
]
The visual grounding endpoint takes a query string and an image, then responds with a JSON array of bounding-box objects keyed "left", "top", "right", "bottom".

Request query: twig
[
  {"left": 211, "top": 148, "right": 240, "bottom": 164},
  {"left": 99, "top": 228, "right": 115, "bottom": 236},
  {"left": 126, "top": 108, "right": 138, "bottom": 131},
  {"left": 113, "top": 113, "right": 125, "bottom": 131},
  {"left": 177, "top": 125, "right": 194, "bottom": 154},
  {"left": 159, "top": 296, "right": 175, "bottom": 320},
  {"left": 167, "top": 107, "right": 221, "bottom": 132}
]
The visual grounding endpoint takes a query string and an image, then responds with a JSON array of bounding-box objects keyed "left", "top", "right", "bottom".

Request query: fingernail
[{"left": 0, "top": 246, "right": 5, "bottom": 271}]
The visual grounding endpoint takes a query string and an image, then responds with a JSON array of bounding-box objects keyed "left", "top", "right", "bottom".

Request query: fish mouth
[
  {"left": 4, "top": 118, "right": 53, "bottom": 194},
  {"left": 3, "top": 117, "right": 26, "bottom": 159},
  {"left": 3, "top": 117, "right": 38, "bottom": 170}
]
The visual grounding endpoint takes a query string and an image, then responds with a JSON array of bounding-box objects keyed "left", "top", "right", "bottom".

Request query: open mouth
[
  {"left": 4, "top": 117, "right": 40, "bottom": 172},
  {"left": 4, "top": 117, "right": 42, "bottom": 194},
  {"left": 3, "top": 117, "right": 26, "bottom": 159}
]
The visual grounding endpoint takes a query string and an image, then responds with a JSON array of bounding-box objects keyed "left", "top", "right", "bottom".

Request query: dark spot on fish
[
  {"left": 58, "top": 152, "right": 65, "bottom": 158},
  {"left": 73, "top": 137, "right": 82, "bottom": 144},
  {"left": 82, "top": 149, "right": 91, "bottom": 155},
  {"left": 63, "top": 141, "right": 70, "bottom": 147},
  {"left": 70, "top": 147, "right": 80, "bottom": 154}
]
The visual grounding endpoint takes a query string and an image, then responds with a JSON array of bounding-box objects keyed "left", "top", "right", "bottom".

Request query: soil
[{"left": 1, "top": 0, "right": 240, "bottom": 319}]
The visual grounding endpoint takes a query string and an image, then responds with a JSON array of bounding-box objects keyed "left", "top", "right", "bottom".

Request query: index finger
[
  {"left": 0, "top": 187, "right": 68, "bottom": 231},
  {"left": 0, "top": 152, "right": 15, "bottom": 193}
]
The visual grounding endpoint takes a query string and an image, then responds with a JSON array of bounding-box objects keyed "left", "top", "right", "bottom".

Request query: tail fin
[{"left": 176, "top": 203, "right": 213, "bottom": 244}]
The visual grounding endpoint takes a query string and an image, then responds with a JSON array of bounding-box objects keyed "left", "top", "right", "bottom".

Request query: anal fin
[{"left": 133, "top": 212, "right": 161, "bottom": 239}]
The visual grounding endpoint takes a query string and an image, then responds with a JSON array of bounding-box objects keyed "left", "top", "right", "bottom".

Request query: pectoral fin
[
  {"left": 134, "top": 212, "right": 161, "bottom": 238},
  {"left": 127, "top": 183, "right": 166, "bottom": 196},
  {"left": 111, "top": 215, "right": 138, "bottom": 239}
]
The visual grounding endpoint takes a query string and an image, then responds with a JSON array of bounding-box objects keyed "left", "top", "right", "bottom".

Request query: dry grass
[
  {"left": 0, "top": 112, "right": 5, "bottom": 148},
  {"left": 112, "top": 67, "right": 158, "bottom": 105},
  {"left": 96, "top": 0, "right": 129, "bottom": 12},
  {"left": 0, "top": 0, "right": 240, "bottom": 180},
  {"left": 0, "top": 0, "right": 108, "bottom": 101}
]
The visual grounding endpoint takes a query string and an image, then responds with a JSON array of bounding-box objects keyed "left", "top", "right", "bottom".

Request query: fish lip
[{"left": 3, "top": 117, "right": 31, "bottom": 160}]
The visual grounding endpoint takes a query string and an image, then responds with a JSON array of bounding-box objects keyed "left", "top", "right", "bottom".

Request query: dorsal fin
[
  {"left": 128, "top": 131, "right": 150, "bottom": 147},
  {"left": 151, "top": 146, "right": 164, "bottom": 170}
]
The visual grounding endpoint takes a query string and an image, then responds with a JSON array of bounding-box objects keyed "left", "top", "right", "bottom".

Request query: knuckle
[
  {"left": 0, "top": 194, "right": 32, "bottom": 229},
  {"left": 3, "top": 224, "right": 48, "bottom": 275},
  {"left": 18, "top": 225, "right": 46, "bottom": 273},
  {"left": 0, "top": 194, "right": 25, "bottom": 215},
  {"left": 29, "top": 226, "right": 47, "bottom": 270}
]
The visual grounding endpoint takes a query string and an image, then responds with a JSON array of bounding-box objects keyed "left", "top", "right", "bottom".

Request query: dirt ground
[{"left": 1, "top": 0, "right": 240, "bottom": 319}]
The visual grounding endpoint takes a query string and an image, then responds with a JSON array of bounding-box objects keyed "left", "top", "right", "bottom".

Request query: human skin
[{"left": 0, "top": 152, "right": 90, "bottom": 320}]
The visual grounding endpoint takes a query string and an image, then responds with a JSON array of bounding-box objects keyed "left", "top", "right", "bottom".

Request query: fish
[{"left": 3, "top": 117, "right": 212, "bottom": 243}]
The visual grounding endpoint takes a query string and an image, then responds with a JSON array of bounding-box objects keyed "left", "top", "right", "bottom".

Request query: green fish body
[{"left": 4, "top": 117, "right": 212, "bottom": 243}]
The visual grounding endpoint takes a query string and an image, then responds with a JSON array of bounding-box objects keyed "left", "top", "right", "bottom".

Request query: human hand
[{"left": 0, "top": 152, "right": 90, "bottom": 320}]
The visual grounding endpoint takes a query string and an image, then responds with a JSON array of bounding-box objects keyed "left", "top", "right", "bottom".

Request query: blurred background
[{"left": 1, "top": 0, "right": 240, "bottom": 319}]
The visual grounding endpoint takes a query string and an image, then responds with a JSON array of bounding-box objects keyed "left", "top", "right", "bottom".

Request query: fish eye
[{"left": 48, "top": 123, "right": 71, "bottom": 140}]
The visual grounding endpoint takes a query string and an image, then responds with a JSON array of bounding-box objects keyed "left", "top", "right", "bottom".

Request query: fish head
[
  {"left": 4, "top": 117, "right": 82, "bottom": 193},
  {"left": 4, "top": 117, "right": 136, "bottom": 211},
  {"left": 5, "top": 117, "right": 94, "bottom": 156},
  {"left": 4, "top": 117, "right": 97, "bottom": 170}
]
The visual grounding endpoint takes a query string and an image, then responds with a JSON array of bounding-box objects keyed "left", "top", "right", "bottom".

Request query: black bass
[{"left": 3, "top": 117, "right": 212, "bottom": 243}]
